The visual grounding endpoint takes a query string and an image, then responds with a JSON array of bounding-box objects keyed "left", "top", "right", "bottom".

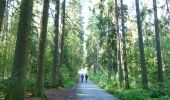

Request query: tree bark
[
  {"left": 135, "top": 0, "right": 148, "bottom": 88},
  {"left": 60, "top": 0, "right": 66, "bottom": 68},
  {"left": 0, "top": 0, "right": 6, "bottom": 33},
  {"left": 52, "top": 0, "right": 60, "bottom": 87},
  {"left": 153, "top": 0, "right": 163, "bottom": 87},
  {"left": 120, "top": 0, "right": 130, "bottom": 89},
  {"left": 10, "top": 0, "right": 33, "bottom": 99},
  {"left": 36, "top": 0, "right": 49, "bottom": 97}
]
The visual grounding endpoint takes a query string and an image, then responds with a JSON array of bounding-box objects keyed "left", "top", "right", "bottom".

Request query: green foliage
[
  {"left": 89, "top": 71, "right": 106, "bottom": 86},
  {"left": 164, "top": 80, "right": 170, "bottom": 97},
  {"left": 0, "top": 78, "right": 10, "bottom": 98},
  {"left": 63, "top": 76, "right": 78, "bottom": 88},
  {"left": 26, "top": 79, "right": 36, "bottom": 93},
  {"left": 113, "top": 89, "right": 150, "bottom": 100},
  {"left": 90, "top": 70, "right": 170, "bottom": 100}
]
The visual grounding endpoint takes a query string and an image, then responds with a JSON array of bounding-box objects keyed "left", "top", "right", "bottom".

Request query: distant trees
[{"left": 86, "top": 15, "right": 99, "bottom": 74}]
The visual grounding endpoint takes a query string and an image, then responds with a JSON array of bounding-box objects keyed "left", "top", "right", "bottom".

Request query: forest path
[
  {"left": 26, "top": 80, "right": 119, "bottom": 100},
  {"left": 75, "top": 80, "right": 119, "bottom": 100}
]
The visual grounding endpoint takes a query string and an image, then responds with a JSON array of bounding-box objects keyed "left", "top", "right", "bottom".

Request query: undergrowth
[{"left": 90, "top": 71, "right": 170, "bottom": 100}]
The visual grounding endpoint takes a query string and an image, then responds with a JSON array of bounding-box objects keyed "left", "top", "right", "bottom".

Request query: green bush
[
  {"left": 164, "top": 81, "right": 170, "bottom": 96},
  {"left": 120, "top": 88, "right": 150, "bottom": 100},
  {"left": 44, "top": 79, "right": 53, "bottom": 88},
  {"left": 26, "top": 79, "right": 36, "bottom": 94},
  {"left": 90, "top": 70, "right": 170, "bottom": 100},
  {"left": 90, "top": 72, "right": 150, "bottom": 100},
  {"left": 0, "top": 78, "right": 11, "bottom": 97},
  {"left": 151, "top": 96, "right": 170, "bottom": 100},
  {"left": 64, "top": 77, "right": 77, "bottom": 88},
  {"left": 148, "top": 85, "right": 161, "bottom": 98}
]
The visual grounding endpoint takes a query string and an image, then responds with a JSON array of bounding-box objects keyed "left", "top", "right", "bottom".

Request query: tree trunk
[
  {"left": 0, "top": 0, "right": 6, "bottom": 33},
  {"left": 60, "top": 0, "right": 66, "bottom": 68},
  {"left": 112, "top": 15, "right": 117, "bottom": 74},
  {"left": 120, "top": 0, "right": 130, "bottom": 89},
  {"left": 52, "top": 0, "right": 60, "bottom": 87},
  {"left": 96, "top": 37, "right": 99, "bottom": 74},
  {"left": 153, "top": 0, "right": 163, "bottom": 87},
  {"left": 107, "top": 9, "right": 112, "bottom": 80},
  {"left": 135, "top": 0, "right": 148, "bottom": 88},
  {"left": 36, "top": 0, "right": 49, "bottom": 97},
  {"left": 56, "top": 0, "right": 66, "bottom": 87},
  {"left": 10, "top": 0, "right": 33, "bottom": 99},
  {"left": 115, "top": 0, "right": 123, "bottom": 86},
  {"left": 93, "top": 42, "right": 97, "bottom": 74},
  {"left": 166, "top": 0, "right": 169, "bottom": 13}
]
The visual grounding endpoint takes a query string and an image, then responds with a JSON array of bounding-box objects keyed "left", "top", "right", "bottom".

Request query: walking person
[
  {"left": 85, "top": 74, "right": 88, "bottom": 83},
  {"left": 81, "top": 74, "right": 84, "bottom": 83}
]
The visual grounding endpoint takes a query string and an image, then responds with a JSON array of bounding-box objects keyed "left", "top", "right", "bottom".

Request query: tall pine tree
[
  {"left": 36, "top": 0, "right": 49, "bottom": 97},
  {"left": 135, "top": 0, "right": 148, "bottom": 88},
  {"left": 10, "top": 0, "right": 33, "bottom": 99}
]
